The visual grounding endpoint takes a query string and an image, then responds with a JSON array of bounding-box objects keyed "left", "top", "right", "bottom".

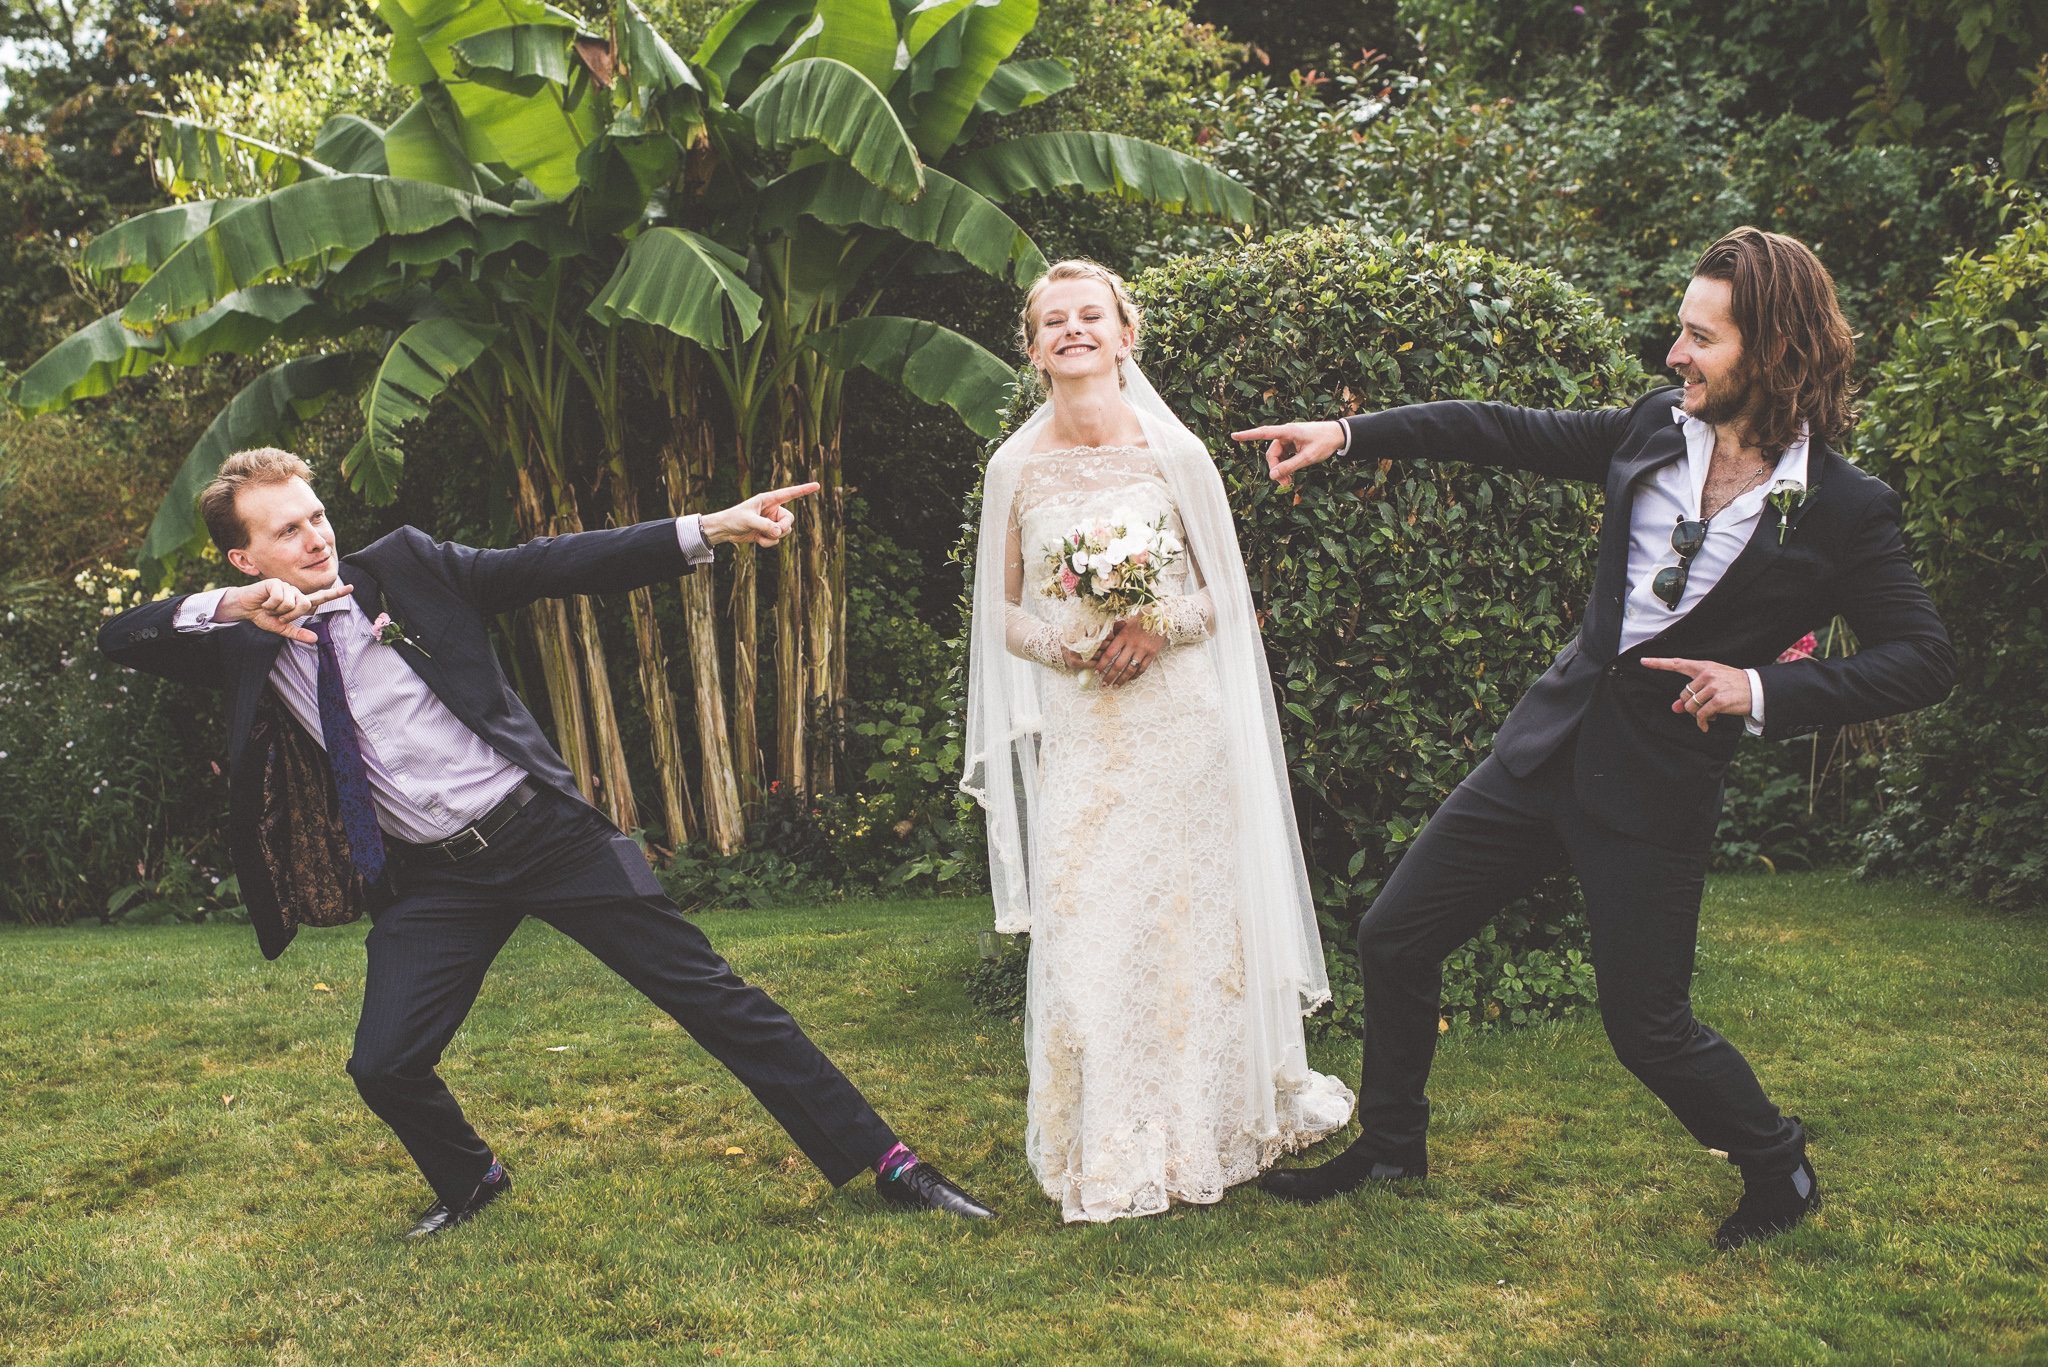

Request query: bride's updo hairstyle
[{"left": 1018, "top": 258, "right": 1143, "bottom": 391}]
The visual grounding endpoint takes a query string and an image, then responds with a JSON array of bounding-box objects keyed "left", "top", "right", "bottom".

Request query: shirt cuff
[
  {"left": 675, "top": 514, "right": 714, "bottom": 565},
  {"left": 173, "top": 587, "right": 234, "bottom": 633},
  {"left": 1335, "top": 417, "right": 1351, "bottom": 457},
  {"left": 1744, "top": 667, "right": 1765, "bottom": 736}
]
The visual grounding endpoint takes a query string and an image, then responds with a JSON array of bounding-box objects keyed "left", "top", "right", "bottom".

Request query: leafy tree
[{"left": 7, "top": 0, "right": 1257, "bottom": 858}]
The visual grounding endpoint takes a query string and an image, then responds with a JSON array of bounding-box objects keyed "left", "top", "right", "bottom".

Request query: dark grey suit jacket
[
  {"left": 1342, "top": 386, "right": 1956, "bottom": 849},
  {"left": 100, "top": 518, "right": 694, "bottom": 956}
]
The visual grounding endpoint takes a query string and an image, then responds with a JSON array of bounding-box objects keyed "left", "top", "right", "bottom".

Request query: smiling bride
[{"left": 962, "top": 260, "right": 1354, "bottom": 1223}]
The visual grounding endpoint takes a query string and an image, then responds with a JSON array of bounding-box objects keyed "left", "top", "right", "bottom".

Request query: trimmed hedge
[
  {"left": 1132, "top": 225, "right": 1651, "bottom": 1034},
  {"left": 1857, "top": 201, "right": 2048, "bottom": 909}
]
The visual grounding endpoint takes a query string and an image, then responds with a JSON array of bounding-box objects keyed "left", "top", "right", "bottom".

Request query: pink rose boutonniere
[
  {"left": 1776, "top": 631, "right": 1818, "bottom": 664},
  {"left": 371, "top": 612, "right": 431, "bottom": 657}
]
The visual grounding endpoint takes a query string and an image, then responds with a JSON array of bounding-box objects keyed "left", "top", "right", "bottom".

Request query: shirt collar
[{"left": 1671, "top": 403, "right": 1809, "bottom": 492}]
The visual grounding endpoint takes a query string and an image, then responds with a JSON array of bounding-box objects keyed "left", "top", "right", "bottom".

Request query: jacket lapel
[
  {"left": 1684, "top": 502, "right": 1787, "bottom": 618},
  {"left": 1591, "top": 420, "right": 1690, "bottom": 655},
  {"left": 339, "top": 554, "right": 470, "bottom": 727}
]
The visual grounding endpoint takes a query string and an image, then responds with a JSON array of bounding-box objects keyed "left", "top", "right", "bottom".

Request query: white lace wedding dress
[{"left": 1002, "top": 444, "right": 1354, "bottom": 1223}]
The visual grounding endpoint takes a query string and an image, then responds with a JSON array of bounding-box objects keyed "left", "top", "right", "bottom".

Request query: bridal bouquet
[{"left": 1039, "top": 512, "right": 1185, "bottom": 660}]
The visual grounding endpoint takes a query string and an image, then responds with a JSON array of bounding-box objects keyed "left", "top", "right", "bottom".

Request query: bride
[{"left": 962, "top": 260, "right": 1354, "bottom": 1222}]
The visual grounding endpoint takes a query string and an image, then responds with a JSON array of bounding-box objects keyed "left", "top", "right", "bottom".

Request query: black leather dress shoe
[
  {"left": 405, "top": 1164, "right": 512, "bottom": 1239},
  {"left": 1713, "top": 1153, "right": 1821, "bottom": 1250},
  {"left": 876, "top": 1163, "right": 995, "bottom": 1219},
  {"left": 1259, "top": 1140, "right": 1427, "bottom": 1204}
]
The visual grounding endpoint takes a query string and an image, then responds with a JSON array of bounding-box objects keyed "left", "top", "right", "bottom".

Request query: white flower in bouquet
[{"left": 1038, "top": 513, "right": 1185, "bottom": 669}]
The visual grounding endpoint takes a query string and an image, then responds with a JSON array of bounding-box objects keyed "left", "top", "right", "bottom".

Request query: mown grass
[{"left": 3, "top": 873, "right": 2043, "bottom": 1364}]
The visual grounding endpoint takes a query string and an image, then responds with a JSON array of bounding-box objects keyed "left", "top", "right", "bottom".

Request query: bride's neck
[{"left": 1044, "top": 375, "right": 1143, "bottom": 449}]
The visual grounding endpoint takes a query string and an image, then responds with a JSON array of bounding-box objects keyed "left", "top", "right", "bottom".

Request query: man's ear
[{"left": 226, "top": 547, "right": 258, "bottom": 578}]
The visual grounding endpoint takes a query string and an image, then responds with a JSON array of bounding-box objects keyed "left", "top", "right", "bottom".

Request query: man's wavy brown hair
[{"left": 1692, "top": 226, "right": 1857, "bottom": 455}]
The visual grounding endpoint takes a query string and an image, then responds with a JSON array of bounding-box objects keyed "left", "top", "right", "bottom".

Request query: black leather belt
[{"left": 392, "top": 778, "right": 541, "bottom": 866}]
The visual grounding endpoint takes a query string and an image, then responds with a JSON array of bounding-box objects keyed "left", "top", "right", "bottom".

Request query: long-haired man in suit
[
  {"left": 101, "top": 454, "right": 992, "bottom": 1235},
  {"left": 1234, "top": 227, "right": 1954, "bottom": 1249}
]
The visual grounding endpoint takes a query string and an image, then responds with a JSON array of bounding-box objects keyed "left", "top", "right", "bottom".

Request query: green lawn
[{"left": 3, "top": 873, "right": 2043, "bottom": 1364}]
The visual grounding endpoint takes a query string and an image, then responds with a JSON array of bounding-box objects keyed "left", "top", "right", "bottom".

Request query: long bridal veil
[{"left": 961, "top": 357, "right": 1333, "bottom": 1137}]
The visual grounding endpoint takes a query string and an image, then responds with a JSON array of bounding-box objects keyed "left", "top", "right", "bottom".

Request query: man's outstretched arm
[
  {"left": 420, "top": 483, "right": 821, "bottom": 616},
  {"left": 98, "top": 578, "right": 356, "bottom": 686},
  {"left": 1233, "top": 400, "right": 1641, "bottom": 486}
]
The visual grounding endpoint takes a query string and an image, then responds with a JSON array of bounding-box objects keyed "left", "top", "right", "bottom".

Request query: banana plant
[
  {"left": 9, "top": 0, "right": 1258, "bottom": 839},
  {"left": 685, "top": 0, "right": 1258, "bottom": 794}
]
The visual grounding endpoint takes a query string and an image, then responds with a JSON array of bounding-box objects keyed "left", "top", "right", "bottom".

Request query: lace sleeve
[
  {"left": 1004, "top": 501, "right": 1070, "bottom": 669},
  {"left": 1149, "top": 588, "right": 1214, "bottom": 645},
  {"left": 1143, "top": 542, "right": 1214, "bottom": 645}
]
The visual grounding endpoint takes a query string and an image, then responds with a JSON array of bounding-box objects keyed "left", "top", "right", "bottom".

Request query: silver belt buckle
[{"left": 445, "top": 825, "right": 489, "bottom": 861}]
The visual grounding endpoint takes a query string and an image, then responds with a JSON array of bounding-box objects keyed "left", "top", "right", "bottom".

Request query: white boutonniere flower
[{"left": 1766, "top": 479, "right": 1817, "bottom": 545}]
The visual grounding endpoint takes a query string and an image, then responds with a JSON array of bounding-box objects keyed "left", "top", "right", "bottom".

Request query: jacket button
[{"left": 1605, "top": 662, "right": 1622, "bottom": 678}]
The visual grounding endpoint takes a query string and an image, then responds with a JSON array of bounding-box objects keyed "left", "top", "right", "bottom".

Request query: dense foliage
[
  {"left": 5, "top": 0, "right": 2043, "bottom": 941},
  {"left": 1131, "top": 225, "right": 1647, "bottom": 1032},
  {"left": 1857, "top": 189, "right": 2048, "bottom": 908}
]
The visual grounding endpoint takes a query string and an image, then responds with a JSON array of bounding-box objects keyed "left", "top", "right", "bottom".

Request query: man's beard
[{"left": 1683, "top": 366, "right": 1757, "bottom": 429}]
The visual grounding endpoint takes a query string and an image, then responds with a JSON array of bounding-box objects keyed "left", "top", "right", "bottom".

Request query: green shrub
[
  {"left": 1857, "top": 190, "right": 2048, "bottom": 909},
  {"left": 0, "top": 561, "right": 231, "bottom": 924},
  {"left": 1131, "top": 224, "right": 1649, "bottom": 1033},
  {"left": 1185, "top": 54, "right": 1965, "bottom": 372}
]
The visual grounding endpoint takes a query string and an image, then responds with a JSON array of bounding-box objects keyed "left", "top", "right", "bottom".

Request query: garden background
[
  {"left": 4, "top": 0, "right": 2041, "bottom": 1006},
  {"left": 1, "top": 0, "right": 2044, "bottom": 1359}
]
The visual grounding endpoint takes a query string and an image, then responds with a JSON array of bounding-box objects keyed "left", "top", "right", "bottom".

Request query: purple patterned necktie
[{"left": 310, "top": 613, "right": 388, "bottom": 883}]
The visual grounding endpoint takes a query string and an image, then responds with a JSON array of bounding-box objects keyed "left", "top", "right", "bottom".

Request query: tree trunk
[
  {"left": 803, "top": 432, "right": 843, "bottom": 792},
  {"left": 772, "top": 435, "right": 807, "bottom": 797},
  {"left": 610, "top": 477, "right": 696, "bottom": 852},
  {"left": 553, "top": 493, "right": 642, "bottom": 835},
  {"left": 516, "top": 467, "right": 594, "bottom": 799},
  {"left": 659, "top": 423, "right": 745, "bottom": 855},
  {"left": 731, "top": 541, "right": 762, "bottom": 816},
  {"left": 628, "top": 583, "right": 696, "bottom": 851}
]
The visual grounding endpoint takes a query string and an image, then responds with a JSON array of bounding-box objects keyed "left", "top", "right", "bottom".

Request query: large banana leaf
[
  {"left": 386, "top": 91, "right": 494, "bottom": 192},
  {"left": 906, "top": 0, "right": 1034, "bottom": 160},
  {"left": 741, "top": 58, "right": 925, "bottom": 203},
  {"left": 313, "top": 116, "right": 391, "bottom": 175},
  {"left": 139, "top": 353, "right": 372, "bottom": 569},
  {"left": 612, "top": 0, "right": 701, "bottom": 106},
  {"left": 8, "top": 287, "right": 334, "bottom": 415},
  {"left": 121, "top": 175, "right": 518, "bottom": 333},
  {"left": 754, "top": 163, "right": 1043, "bottom": 285},
  {"left": 347, "top": 317, "right": 502, "bottom": 503},
  {"left": 805, "top": 315, "right": 1013, "bottom": 437},
  {"left": 694, "top": 0, "right": 812, "bottom": 92},
  {"left": 80, "top": 200, "right": 252, "bottom": 285},
  {"left": 778, "top": 0, "right": 898, "bottom": 90},
  {"left": 452, "top": 24, "right": 574, "bottom": 94},
  {"left": 575, "top": 123, "right": 680, "bottom": 236},
  {"left": 145, "top": 114, "right": 334, "bottom": 198},
  {"left": 374, "top": 0, "right": 596, "bottom": 197},
  {"left": 586, "top": 227, "right": 764, "bottom": 346},
  {"left": 947, "top": 131, "right": 1256, "bottom": 222},
  {"left": 902, "top": 0, "right": 981, "bottom": 57},
  {"left": 975, "top": 56, "right": 1072, "bottom": 116}
]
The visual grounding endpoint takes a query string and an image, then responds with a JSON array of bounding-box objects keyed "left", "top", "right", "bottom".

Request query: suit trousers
[
  {"left": 1352, "top": 743, "right": 1806, "bottom": 1178},
  {"left": 345, "top": 789, "right": 898, "bottom": 1206}
]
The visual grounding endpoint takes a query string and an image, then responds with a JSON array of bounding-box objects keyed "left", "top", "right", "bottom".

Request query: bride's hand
[
  {"left": 1060, "top": 644, "right": 1097, "bottom": 673},
  {"left": 1097, "top": 619, "right": 1164, "bottom": 687}
]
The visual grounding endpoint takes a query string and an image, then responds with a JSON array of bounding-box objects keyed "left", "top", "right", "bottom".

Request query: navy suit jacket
[
  {"left": 100, "top": 518, "right": 695, "bottom": 956},
  {"left": 1342, "top": 387, "right": 1956, "bottom": 849}
]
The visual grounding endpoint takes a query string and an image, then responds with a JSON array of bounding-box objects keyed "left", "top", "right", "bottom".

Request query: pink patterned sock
[{"left": 875, "top": 1142, "right": 920, "bottom": 1179}]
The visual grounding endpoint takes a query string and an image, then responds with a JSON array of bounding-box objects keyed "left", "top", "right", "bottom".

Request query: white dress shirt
[
  {"left": 173, "top": 515, "right": 715, "bottom": 843},
  {"left": 1623, "top": 408, "right": 1807, "bottom": 732}
]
